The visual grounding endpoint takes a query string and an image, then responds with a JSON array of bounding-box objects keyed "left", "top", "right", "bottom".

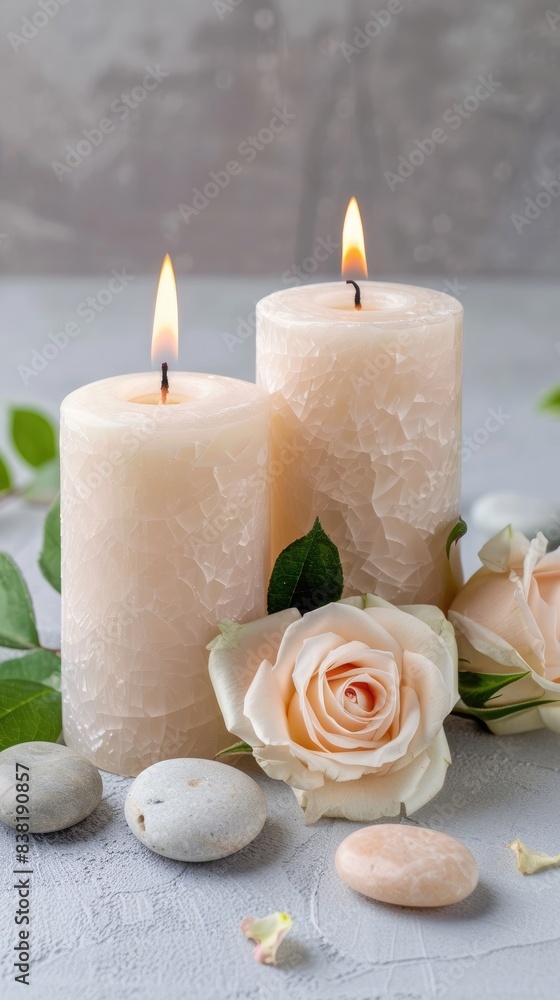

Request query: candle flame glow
[
  {"left": 341, "top": 197, "right": 368, "bottom": 278},
  {"left": 151, "top": 254, "right": 179, "bottom": 365}
]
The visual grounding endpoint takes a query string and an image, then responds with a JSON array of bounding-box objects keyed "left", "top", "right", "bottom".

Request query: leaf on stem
[
  {"left": 0, "top": 454, "right": 12, "bottom": 494},
  {"left": 458, "top": 668, "right": 529, "bottom": 709},
  {"left": 10, "top": 408, "right": 57, "bottom": 468},
  {"left": 215, "top": 741, "right": 253, "bottom": 759},
  {"left": 446, "top": 517, "right": 467, "bottom": 559},
  {"left": 267, "top": 518, "right": 343, "bottom": 615},
  {"left": 0, "top": 650, "right": 61, "bottom": 690},
  {"left": 539, "top": 385, "right": 560, "bottom": 416},
  {"left": 454, "top": 697, "right": 556, "bottom": 722},
  {"left": 0, "top": 678, "right": 62, "bottom": 750},
  {"left": 39, "top": 495, "right": 61, "bottom": 593},
  {"left": 0, "top": 553, "right": 39, "bottom": 649}
]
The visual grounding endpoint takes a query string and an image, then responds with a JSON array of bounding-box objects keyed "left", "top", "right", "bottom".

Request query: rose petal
[
  {"left": 478, "top": 525, "right": 529, "bottom": 573},
  {"left": 485, "top": 709, "right": 545, "bottom": 736},
  {"left": 244, "top": 660, "right": 294, "bottom": 746},
  {"left": 521, "top": 533, "right": 548, "bottom": 595},
  {"left": 400, "top": 649, "right": 456, "bottom": 751},
  {"left": 394, "top": 602, "right": 458, "bottom": 691},
  {"left": 536, "top": 703, "right": 560, "bottom": 733},
  {"left": 272, "top": 604, "right": 403, "bottom": 702},
  {"left": 208, "top": 608, "right": 300, "bottom": 744},
  {"left": 529, "top": 563, "right": 560, "bottom": 680},
  {"left": 450, "top": 610, "right": 560, "bottom": 700},
  {"left": 509, "top": 840, "right": 560, "bottom": 875},
  {"left": 241, "top": 911, "right": 293, "bottom": 965},
  {"left": 289, "top": 657, "right": 399, "bottom": 751},
  {"left": 281, "top": 684, "right": 421, "bottom": 780},
  {"left": 293, "top": 727, "right": 451, "bottom": 823},
  {"left": 508, "top": 573, "right": 547, "bottom": 671},
  {"left": 363, "top": 603, "right": 458, "bottom": 708},
  {"left": 253, "top": 742, "right": 325, "bottom": 790},
  {"left": 449, "top": 610, "right": 533, "bottom": 674},
  {"left": 301, "top": 645, "right": 399, "bottom": 743}
]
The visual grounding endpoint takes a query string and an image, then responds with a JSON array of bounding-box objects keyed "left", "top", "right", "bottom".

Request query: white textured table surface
[{"left": 1, "top": 277, "right": 560, "bottom": 1000}]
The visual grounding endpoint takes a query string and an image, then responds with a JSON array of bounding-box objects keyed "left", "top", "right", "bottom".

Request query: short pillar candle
[{"left": 60, "top": 372, "right": 270, "bottom": 777}]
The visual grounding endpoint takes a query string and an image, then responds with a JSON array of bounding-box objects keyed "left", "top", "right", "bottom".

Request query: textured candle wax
[
  {"left": 257, "top": 281, "right": 462, "bottom": 608},
  {"left": 61, "top": 372, "right": 270, "bottom": 777}
]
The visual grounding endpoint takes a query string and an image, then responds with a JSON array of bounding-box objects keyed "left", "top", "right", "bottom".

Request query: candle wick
[
  {"left": 346, "top": 279, "right": 362, "bottom": 310},
  {"left": 161, "top": 362, "right": 169, "bottom": 404}
]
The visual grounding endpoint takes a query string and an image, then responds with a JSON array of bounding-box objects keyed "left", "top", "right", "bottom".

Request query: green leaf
[
  {"left": 0, "top": 454, "right": 12, "bottom": 493},
  {"left": 39, "top": 495, "right": 61, "bottom": 593},
  {"left": 0, "top": 553, "right": 39, "bottom": 649},
  {"left": 446, "top": 517, "right": 468, "bottom": 558},
  {"left": 267, "top": 517, "right": 344, "bottom": 615},
  {"left": 24, "top": 458, "right": 60, "bottom": 504},
  {"left": 459, "top": 669, "right": 530, "bottom": 708},
  {"left": 454, "top": 697, "right": 557, "bottom": 722},
  {"left": 0, "top": 650, "right": 61, "bottom": 690},
  {"left": 0, "top": 678, "right": 61, "bottom": 750},
  {"left": 215, "top": 741, "right": 254, "bottom": 759},
  {"left": 10, "top": 407, "right": 57, "bottom": 468},
  {"left": 539, "top": 385, "right": 560, "bottom": 416}
]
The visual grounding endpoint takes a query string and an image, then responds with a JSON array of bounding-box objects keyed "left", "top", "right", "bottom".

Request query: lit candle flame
[
  {"left": 341, "top": 197, "right": 368, "bottom": 278},
  {"left": 151, "top": 254, "right": 179, "bottom": 365}
]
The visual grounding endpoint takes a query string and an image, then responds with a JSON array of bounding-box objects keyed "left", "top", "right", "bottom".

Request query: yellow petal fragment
[
  {"left": 509, "top": 839, "right": 560, "bottom": 875},
  {"left": 240, "top": 911, "right": 293, "bottom": 965}
]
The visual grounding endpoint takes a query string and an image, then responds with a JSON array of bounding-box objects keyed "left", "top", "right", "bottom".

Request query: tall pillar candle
[
  {"left": 256, "top": 281, "right": 462, "bottom": 608},
  {"left": 61, "top": 372, "right": 270, "bottom": 776}
]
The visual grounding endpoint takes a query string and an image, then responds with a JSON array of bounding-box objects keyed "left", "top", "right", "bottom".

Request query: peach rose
[
  {"left": 449, "top": 526, "right": 560, "bottom": 734},
  {"left": 208, "top": 596, "right": 457, "bottom": 824}
]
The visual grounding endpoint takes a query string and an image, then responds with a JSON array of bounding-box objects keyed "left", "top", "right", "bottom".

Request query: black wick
[
  {"left": 346, "top": 279, "right": 362, "bottom": 310},
  {"left": 160, "top": 362, "right": 169, "bottom": 402}
]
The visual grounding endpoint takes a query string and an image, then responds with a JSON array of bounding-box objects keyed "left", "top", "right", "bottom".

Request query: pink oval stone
[{"left": 335, "top": 824, "right": 478, "bottom": 907}]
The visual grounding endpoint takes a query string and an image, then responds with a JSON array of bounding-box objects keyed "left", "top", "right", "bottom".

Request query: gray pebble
[
  {"left": 0, "top": 742, "right": 103, "bottom": 833},
  {"left": 125, "top": 758, "right": 267, "bottom": 862}
]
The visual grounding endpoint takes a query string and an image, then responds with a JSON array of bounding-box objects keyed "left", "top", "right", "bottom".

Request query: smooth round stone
[
  {"left": 0, "top": 742, "right": 103, "bottom": 833},
  {"left": 471, "top": 492, "right": 559, "bottom": 546},
  {"left": 335, "top": 824, "right": 478, "bottom": 907},
  {"left": 124, "top": 758, "right": 267, "bottom": 862}
]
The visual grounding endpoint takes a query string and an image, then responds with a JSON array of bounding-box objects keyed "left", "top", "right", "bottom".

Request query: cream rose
[
  {"left": 449, "top": 526, "right": 560, "bottom": 734},
  {"left": 208, "top": 596, "right": 457, "bottom": 824}
]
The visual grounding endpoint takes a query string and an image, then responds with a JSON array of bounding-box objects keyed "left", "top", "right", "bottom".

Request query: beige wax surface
[
  {"left": 60, "top": 372, "right": 270, "bottom": 776},
  {"left": 257, "top": 281, "right": 463, "bottom": 608}
]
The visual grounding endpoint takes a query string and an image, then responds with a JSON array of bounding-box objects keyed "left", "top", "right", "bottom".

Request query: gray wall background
[{"left": 1, "top": 0, "right": 559, "bottom": 277}]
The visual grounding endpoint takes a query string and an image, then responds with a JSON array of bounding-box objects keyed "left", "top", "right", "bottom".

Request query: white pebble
[
  {"left": 124, "top": 758, "right": 267, "bottom": 862},
  {"left": 0, "top": 742, "right": 103, "bottom": 833}
]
